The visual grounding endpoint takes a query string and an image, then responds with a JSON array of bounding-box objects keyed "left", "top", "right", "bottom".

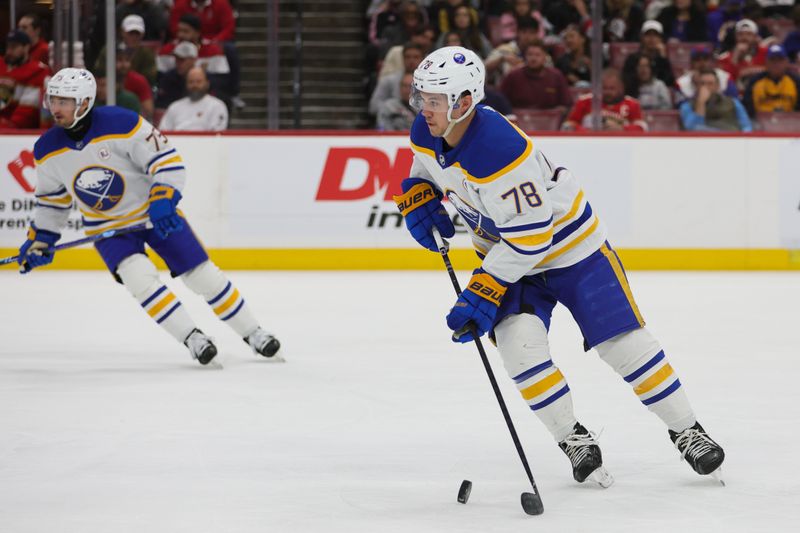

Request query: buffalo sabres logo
[
  {"left": 453, "top": 53, "right": 466, "bottom": 64},
  {"left": 446, "top": 191, "right": 501, "bottom": 242},
  {"left": 73, "top": 166, "right": 125, "bottom": 211}
]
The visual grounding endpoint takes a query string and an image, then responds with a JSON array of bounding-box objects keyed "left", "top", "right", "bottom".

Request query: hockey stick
[
  {"left": 431, "top": 228, "right": 544, "bottom": 516},
  {"left": 0, "top": 222, "right": 152, "bottom": 266}
]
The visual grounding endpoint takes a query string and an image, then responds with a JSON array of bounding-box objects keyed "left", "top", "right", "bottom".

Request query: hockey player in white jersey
[
  {"left": 16, "top": 68, "right": 280, "bottom": 366},
  {"left": 393, "top": 47, "right": 725, "bottom": 484}
]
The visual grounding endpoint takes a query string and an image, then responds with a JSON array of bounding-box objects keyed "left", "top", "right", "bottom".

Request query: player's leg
[
  {"left": 561, "top": 243, "right": 724, "bottom": 476},
  {"left": 95, "top": 232, "right": 217, "bottom": 364},
  {"left": 492, "top": 280, "right": 609, "bottom": 485}
]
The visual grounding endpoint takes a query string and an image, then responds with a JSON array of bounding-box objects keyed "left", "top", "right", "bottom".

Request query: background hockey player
[
  {"left": 393, "top": 46, "right": 725, "bottom": 485},
  {"left": 16, "top": 68, "right": 280, "bottom": 366}
]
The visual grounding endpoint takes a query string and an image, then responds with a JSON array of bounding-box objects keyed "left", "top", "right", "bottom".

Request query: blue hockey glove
[
  {"left": 393, "top": 178, "right": 455, "bottom": 252},
  {"left": 446, "top": 269, "right": 508, "bottom": 343},
  {"left": 17, "top": 224, "right": 60, "bottom": 274},
  {"left": 148, "top": 184, "right": 184, "bottom": 239}
]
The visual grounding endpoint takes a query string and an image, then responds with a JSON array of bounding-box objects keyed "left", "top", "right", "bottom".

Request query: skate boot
[
  {"left": 184, "top": 328, "right": 218, "bottom": 365},
  {"left": 559, "top": 422, "right": 614, "bottom": 488},
  {"left": 245, "top": 327, "right": 283, "bottom": 361},
  {"left": 669, "top": 422, "right": 725, "bottom": 477}
]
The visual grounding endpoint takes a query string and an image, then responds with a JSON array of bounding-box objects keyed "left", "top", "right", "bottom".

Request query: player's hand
[
  {"left": 393, "top": 178, "right": 455, "bottom": 252},
  {"left": 17, "top": 224, "right": 60, "bottom": 274},
  {"left": 148, "top": 184, "right": 184, "bottom": 239},
  {"left": 446, "top": 269, "right": 507, "bottom": 343},
  {"left": 696, "top": 85, "right": 711, "bottom": 104}
]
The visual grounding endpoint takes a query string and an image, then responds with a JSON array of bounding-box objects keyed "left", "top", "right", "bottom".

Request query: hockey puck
[
  {"left": 520, "top": 491, "right": 544, "bottom": 515},
  {"left": 457, "top": 479, "right": 472, "bottom": 504}
]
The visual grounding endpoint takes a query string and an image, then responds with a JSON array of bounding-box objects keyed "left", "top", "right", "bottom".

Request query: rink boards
[{"left": 1, "top": 131, "right": 799, "bottom": 270}]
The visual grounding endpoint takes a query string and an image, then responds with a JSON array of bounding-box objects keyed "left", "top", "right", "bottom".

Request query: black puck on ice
[
  {"left": 457, "top": 479, "right": 472, "bottom": 504},
  {"left": 520, "top": 491, "right": 544, "bottom": 515}
]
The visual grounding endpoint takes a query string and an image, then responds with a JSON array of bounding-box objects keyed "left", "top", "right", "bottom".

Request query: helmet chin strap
[
  {"left": 442, "top": 97, "right": 474, "bottom": 139},
  {"left": 66, "top": 98, "right": 90, "bottom": 130}
]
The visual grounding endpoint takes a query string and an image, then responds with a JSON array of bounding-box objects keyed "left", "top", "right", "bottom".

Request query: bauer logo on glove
[{"left": 393, "top": 177, "right": 455, "bottom": 252}]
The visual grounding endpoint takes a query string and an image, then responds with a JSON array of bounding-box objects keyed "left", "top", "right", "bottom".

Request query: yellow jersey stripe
[
  {"left": 148, "top": 292, "right": 176, "bottom": 318},
  {"left": 634, "top": 364, "right": 674, "bottom": 395},
  {"left": 90, "top": 116, "right": 143, "bottom": 145},
  {"left": 150, "top": 155, "right": 183, "bottom": 174},
  {"left": 542, "top": 216, "right": 599, "bottom": 263},
  {"left": 214, "top": 289, "right": 241, "bottom": 315},
  {"left": 463, "top": 138, "right": 533, "bottom": 184},
  {"left": 38, "top": 195, "right": 73, "bottom": 206},
  {"left": 35, "top": 147, "right": 71, "bottom": 165},
  {"left": 555, "top": 190, "right": 584, "bottom": 226},
  {"left": 520, "top": 370, "right": 564, "bottom": 400},
  {"left": 505, "top": 228, "right": 554, "bottom": 247},
  {"left": 600, "top": 244, "right": 645, "bottom": 326},
  {"left": 81, "top": 202, "right": 149, "bottom": 221},
  {"left": 84, "top": 214, "right": 149, "bottom": 235},
  {"left": 410, "top": 141, "right": 435, "bottom": 158}
]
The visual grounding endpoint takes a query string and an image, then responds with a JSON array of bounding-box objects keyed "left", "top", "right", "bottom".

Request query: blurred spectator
[
  {"left": 707, "top": 0, "right": 745, "bottom": 48},
  {"left": 116, "top": 0, "right": 167, "bottom": 42},
  {"left": 562, "top": 68, "right": 648, "bottom": 131},
  {"left": 156, "top": 42, "right": 198, "bottom": 109},
  {"left": 17, "top": 13, "right": 49, "bottom": 65},
  {"left": 679, "top": 68, "right": 752, "bottom": 130},
  {"left": 675, "top": 45, "right": 739, "bottom": 102},
  {"left": 441, "top": 31, "right": 465, "bottom": 47},
  {"left": 783, "top": 5, "right": 800, "bottom": 62},
  {"left": 370, "top": 0, "right": 403, "bottom": 46},
  {"left": 500, "top": 42, "right": 572, "bottom": 111},
  {"left": 381, "top": 2, "right": 428, "bottom": 55},
  {"left": 555, "top": 24, "right": 591, "bottom": 85},
  {"left": 169, "top": 0, "right": 235, "bottom": 42},
  {"left": 377, "top": 72, "right": 416, "bottom": 130},
  {"left": 482, "top": 87, "right": 514, "bottom": 116},
  {"left": 95, "top": 15, "right": 158, "bottom": 85},
  {"left": 160, "top": 66, "right": 228, "bottom": 131},
  {"left": 603, "top": 0, "right": 645, "bottom": 42},
  {"left": 485, "top": 17, "right": 540, "bottom": 84},
  {"left": 0, "top": 30, "right": 50, "bottom": 129},
  {"left": 625, "top": 55, "right": 672, "bottom": 110},
  {"left": 435, "top": 0, "right": 480, "bottom": 34},
  {"left": 623, "top": 21, "right": 676, "bottom": 87},
  {"left": 370, "top": 42, "right": 425, "bottom": 115},
  {"left": 656, "top": 0, "right": 709, "bottom": 43},
  {"left": 434, "top": 5, "right": 492, "bottom": 57},
  {"left": 117, "top": 44, "right": 154, "bottom": 121},
  {"left": 743, "top": 44, "right": 800, "bottom": 115},
  {"left": 379, "top": 25, "right": 434, "bottom": 80},
  {"left": 509, "top": 0, "right": 548, "bottom": 40},
  {"left": 542, "top": 0, "right": 590, "bottom": 35},
  {"left": 718, "top": 18, "right": 768, "bottom": 89},
  {"left": 93, "top": 70, "right": 141, "bottom": 114}
]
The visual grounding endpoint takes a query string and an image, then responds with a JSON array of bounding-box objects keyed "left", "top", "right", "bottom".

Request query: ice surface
[{"left": 1, "top": 270, "right": 799, "bottom": 532}]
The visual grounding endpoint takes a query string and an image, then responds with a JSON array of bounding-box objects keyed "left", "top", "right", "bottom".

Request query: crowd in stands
[
  {"left": 367, "top": 0, "right": 800, "bottom": 132},
  {"left": 1, "top": 0, "right": 237, "bottom": 131}
]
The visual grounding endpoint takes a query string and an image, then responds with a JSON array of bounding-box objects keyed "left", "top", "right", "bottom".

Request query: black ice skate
[
  {"left": 669, "top": 422, "right": 725, "bottom": 482},
  {"left": 184, "top": 328, "right": 219, "bottom": 365},
  {"left": 559, "top": 422, "right": 614, "bottom": 488},
  {"left": 245, "top": 328, "right": 284, "bottom": 362}
]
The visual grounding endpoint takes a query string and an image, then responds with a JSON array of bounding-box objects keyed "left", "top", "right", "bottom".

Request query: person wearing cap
[
  {"left": 94, "top": 14, "right": 158, "bottom": 85},
  {"left": 115, "top": 0, "right": 167, "bottom": 41},
  {"left": 623, "top": 20, "right": 675, "bottom": 89},
  {"left": 718, "top": 18, "right": 768, "bottom": 89},
  {"left": 656, "top": 0, "right": 709, "bottom": 43},
  {"left": 679, "top": 67, "right": 752, "bottom": 131},
  {"left": 17, "top": 13, "right": 49, "bottom": 65},
  {"left": 156, "top": 41, "right": 199, "bottom": 109},
  {"left": 484, "top": 17, "right": 541, "bottom": 85},
  {"left": 675, "top": 45, "right": 738, "bottom": 103},
  {"left": 743, "top": 44, "right": 800, "bottom": 116},
  {"left": 160, "top": 66, "right": 228, "bottom": 131},
  {"left": 0, "top": 30, "right": 51, "bottom": 129},
  {"left": 116, "top": 44, "right": 154, "bottom": 121}
]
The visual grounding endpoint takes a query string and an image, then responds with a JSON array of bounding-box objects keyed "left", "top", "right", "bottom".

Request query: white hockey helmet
[
  {"left": 410, "top": 46, "right": 485, "bottom": 135},
  {"left": 46, "top": 68, "right": 97, "bottom": 128}
]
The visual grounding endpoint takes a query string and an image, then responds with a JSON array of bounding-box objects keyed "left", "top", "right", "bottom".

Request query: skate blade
[
  {"left": 587, "top": 466, "right": 614, "bottom": 488},
  {"left": 203, "top": 359, "right": 224, "bottom": 369},
  {"left": 261, "top": 353, "right": 286, "bottom": 363},
  {"left": 710, "top": 467, "right": 725, "bottom": 487}
]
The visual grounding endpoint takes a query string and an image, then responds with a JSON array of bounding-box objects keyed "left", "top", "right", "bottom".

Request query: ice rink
[{"left": 1, "top": 269, "right": 798, "bottom": 532}]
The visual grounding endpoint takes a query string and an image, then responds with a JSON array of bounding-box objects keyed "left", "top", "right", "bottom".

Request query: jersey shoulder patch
[
  {"left": 458, "top": 106, "right": 531, "bottom": 182},
  {"left": 410, "top": 113, "right": 435, "bottom": 155}
]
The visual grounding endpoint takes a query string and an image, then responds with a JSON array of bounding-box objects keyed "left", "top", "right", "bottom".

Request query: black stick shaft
[{"left": 433, "top": 230, "right": 540, "bottom": 494}]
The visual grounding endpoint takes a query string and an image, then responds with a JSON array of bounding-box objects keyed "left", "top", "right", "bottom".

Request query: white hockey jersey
[
  {"left": 409, "top": 105, "right": 607, "bottom": 283},
  {"left": 32, "top": 106, "right": 186, "bottom": 236}
]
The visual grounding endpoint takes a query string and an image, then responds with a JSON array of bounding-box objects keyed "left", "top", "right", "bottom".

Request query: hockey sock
[
  {"left": 116, "top": 254, "right": 195, "bottom": 343},
  {"left": 495, "top": 314, "right": 578, "bottom": 441},
  {"left": 181, "top": 261, "right": 260, "bottom": 338},
  {"left": 596, "top": 327, "right": 696, "bottom": 432}
]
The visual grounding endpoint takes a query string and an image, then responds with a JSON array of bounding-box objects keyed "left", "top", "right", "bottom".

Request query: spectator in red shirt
[
  {"left": 17, "top": 13, "right": 49, "bottom": 66},
  {"left": 117, "top": 44, "right": 154, "bottom": 121},
  {"left": 718, "top": 18, "right": 768, "bottom": 91},
  {"left": 0, "top": 30, "right": 50, "bottom": 129},
  {"left": 500, "top": 41, "right": 572, "bottom": 111},
  {"left": 562, "top": 68, "right": 648, "bottom": 131},
  {"left": 169, "top": 0, "right": 235, "bottom": 42}
]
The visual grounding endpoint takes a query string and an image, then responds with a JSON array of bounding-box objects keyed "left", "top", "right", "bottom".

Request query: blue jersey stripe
[
  {"left": 154, "top": 166, "right": 185, "bottom": 176},
  {"left": 552, "top": 204, "right": 593, "bottom": 246},
  {"left": 502, "top": 238, "right": 552, "bottom": 256},
  {"left": 513, "top": 360, "right": 554, "bottom": 384},
  {"left": 141, "top": 286, "right": 167, "bottom": 308},
  {"left": 35, "top": 186, "right": 67, "bottom": 198},
  {"left": 208, "top": 281, "right": 232, "bottom": 305},
  {"left": 624, "top": 351, "right": 665, "bottom": 383},
  {"left": 146, "top": 148, "right": 176, "bottom": 173},
  {"left": 36, "top": 202, "right": 71, "bottom": 211},
  {"left": 530, "top": 384, "right": 570, "bottom": 410},
  {"left": 157, "top": 302, "right": 182, "bottom": 324},
  {"left": 498, "top": 217, "right": 553, "bottom": 234},
  {"left": 642, "top": 379, "right": 682, "bottom": 406},
  {"left": 221, "top": 300, "right": 245, "bottom": 321}
]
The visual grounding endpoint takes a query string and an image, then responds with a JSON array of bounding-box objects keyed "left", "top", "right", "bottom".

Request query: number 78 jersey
[
  {"left": 32, "top": 106, "right": 186, "bottom": 237},
  {"left": 409, "top": 105, "right": 607, "bottom": 283}
]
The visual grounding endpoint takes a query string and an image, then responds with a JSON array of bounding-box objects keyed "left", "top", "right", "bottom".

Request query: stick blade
[{"left": 521, "top": 491, "right": 544, "bottom": 515}]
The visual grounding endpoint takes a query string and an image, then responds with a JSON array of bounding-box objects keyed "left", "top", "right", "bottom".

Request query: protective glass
[{"left": 409, "top": 87, "right": 450, "bottom": 114}]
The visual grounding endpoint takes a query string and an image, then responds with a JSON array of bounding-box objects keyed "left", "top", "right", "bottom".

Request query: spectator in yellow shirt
[{"left": 743, "top": 44, "right": 800, "bottom": 116}]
